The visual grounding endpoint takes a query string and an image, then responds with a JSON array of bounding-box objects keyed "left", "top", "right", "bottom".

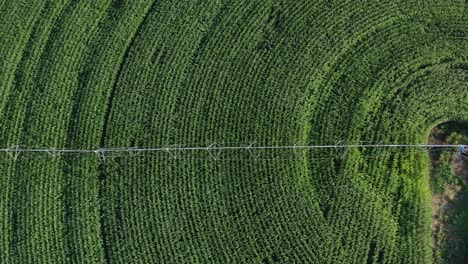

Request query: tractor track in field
[{"left": 97, "top": 1, "right": 157, "bottom": 263}]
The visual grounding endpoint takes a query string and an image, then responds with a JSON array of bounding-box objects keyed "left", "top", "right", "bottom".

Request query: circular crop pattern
[{"left": 0, "top": 0, "right": 466, "bottom": 263}]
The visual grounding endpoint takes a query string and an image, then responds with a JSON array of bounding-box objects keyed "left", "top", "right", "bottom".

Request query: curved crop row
[{"left": 0, "top": 0, "right": 466, "bottom": 263}]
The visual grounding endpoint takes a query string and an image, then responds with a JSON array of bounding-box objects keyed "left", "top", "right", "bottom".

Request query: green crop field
[{"left": 0, "top": 0, "right": 467, "bottom": 263}]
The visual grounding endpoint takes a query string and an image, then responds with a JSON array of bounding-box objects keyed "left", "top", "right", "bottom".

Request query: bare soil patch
[{"left": 429, "top": 125, "right": 468, "bottom": 263}]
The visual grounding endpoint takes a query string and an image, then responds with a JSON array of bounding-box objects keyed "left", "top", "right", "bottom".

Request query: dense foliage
[{"left": 0, "top": 0, "right": 467, "bottom": 263}]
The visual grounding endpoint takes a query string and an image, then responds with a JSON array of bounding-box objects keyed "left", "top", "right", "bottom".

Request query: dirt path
[
  {"left": 453, "top": 157, "right": 467, "bottom": 177},
  {"left": 431, "top": 152, "right": 468, "bottom": 262},
  {"left": 432, "top": 160, "right": 468, "bottom": 263},
  {"left": 428, "top": 124, "right": 468, "bottom": 262}
]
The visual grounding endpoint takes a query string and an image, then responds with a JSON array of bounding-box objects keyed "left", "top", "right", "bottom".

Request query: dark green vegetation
[
  {"left": 430, "top": 122, "right": 468, "bottom": 263},
  {"left": 430, "top": 123, "right": 467, "bottom": 195},
  {"left": 0, "top": 0, "right": 467, "bottom": 263}
]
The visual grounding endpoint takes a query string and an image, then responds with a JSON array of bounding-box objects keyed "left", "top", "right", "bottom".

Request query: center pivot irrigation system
[{"left": 0, "top": 143, "right": 463, "bottom": 162}]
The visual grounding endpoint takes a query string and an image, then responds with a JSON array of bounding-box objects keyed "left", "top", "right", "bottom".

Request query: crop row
[{"left": 0, "top": 0, "right": 466, "bottom": 263}]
